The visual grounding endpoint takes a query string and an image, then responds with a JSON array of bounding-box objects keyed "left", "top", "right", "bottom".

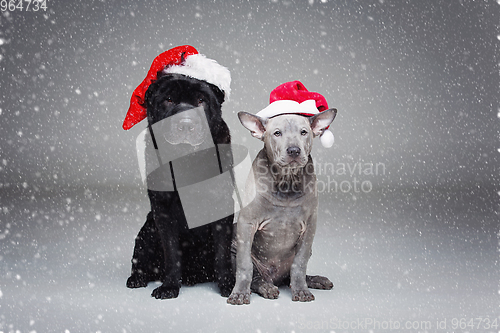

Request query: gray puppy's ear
[
  {"left": 309, "top": 108, "right": 337, "bottom": 137},
  {"left": 238, "top": 112, "right": 267, "bottom": 140}
]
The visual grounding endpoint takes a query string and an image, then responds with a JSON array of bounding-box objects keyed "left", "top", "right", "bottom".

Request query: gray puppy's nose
[{"left": 287, "top": 146, "right": 301, "bottom": 158}]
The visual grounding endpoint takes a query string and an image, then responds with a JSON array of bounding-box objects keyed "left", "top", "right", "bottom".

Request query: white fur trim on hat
[
  {"left": 163, "top": 53, "right": 231, "bottom": 99},
  {"left": 256, "top": 100, "right": 319, "bottom": 118}
]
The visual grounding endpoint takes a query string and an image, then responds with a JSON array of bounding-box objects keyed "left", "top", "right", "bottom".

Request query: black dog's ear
[
  {"left": 310, "top": 108, "right": 337, "bottom": 137},
  {"left": 238, "top": 112, "right": 267, "bottom": 140},
  {"left": 203, "top": 81, "right": 225, "bottom": 104},
  {"left": 207, "top": 83, "right": 225, "bottom": 105},
  {"left": 144, "top": 74, "right": 178, "bottom": 109}
]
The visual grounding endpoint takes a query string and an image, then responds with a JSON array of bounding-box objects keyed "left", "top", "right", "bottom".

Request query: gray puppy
[{"left": 228, "top": 110, "right": 336, "bottom": 305}]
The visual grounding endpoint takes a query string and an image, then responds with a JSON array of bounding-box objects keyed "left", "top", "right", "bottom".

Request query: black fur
[{"left": 126, "top": 73, "right": 235, "bottom": 299}]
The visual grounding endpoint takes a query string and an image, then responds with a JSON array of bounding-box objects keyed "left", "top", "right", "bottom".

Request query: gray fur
[{"left": 228, "top": 110, "right": 336, "bottom": 305}]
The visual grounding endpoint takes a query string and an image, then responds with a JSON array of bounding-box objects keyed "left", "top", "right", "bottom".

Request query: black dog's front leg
[
  {"left": 211, "top": 215, "right": 235, "bottom": 297},
  {"left": 126, "top": 211, "right": 164, "bottom": 288},
  {"left": 149, "top": 190, "right": 183, "bottom": 299},
  {"left": 209, "top": 164, "right": 236, "bottom": 297}
]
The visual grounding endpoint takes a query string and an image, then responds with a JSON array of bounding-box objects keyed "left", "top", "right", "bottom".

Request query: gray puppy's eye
[
  {"left": 301, "top": 129, "right": 308, "bottom": 136},
  {"left": 273, "top": 130, "right": 281, "bottom": 137}
]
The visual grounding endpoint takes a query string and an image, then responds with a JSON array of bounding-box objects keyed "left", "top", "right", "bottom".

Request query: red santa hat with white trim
[
  {"left": 123, "top": 45, "right": 231, "bottom": 130},
  {"left": 257, "top": 81, "right": 336, "bottom": 148}
]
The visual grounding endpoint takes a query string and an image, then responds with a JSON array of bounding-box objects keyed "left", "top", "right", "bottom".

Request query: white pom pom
[{"left": 320, "top": 130, "right": 334, "bottom": 148}]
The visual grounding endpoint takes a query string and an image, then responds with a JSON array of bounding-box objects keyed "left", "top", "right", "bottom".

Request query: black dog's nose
[
  {"left": 287, "top": 146, "right": 301, "bottom": 158},
  {"left": 178, "top": 118, "right": 195, "bottom": 132}
]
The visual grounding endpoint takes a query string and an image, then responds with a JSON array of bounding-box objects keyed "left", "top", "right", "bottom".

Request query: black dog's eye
[
  {"left": 198, "top": 98, "right": 205, "bottom": 105},
  {"left": 301, "top": 129, "right": 308, "bottom": 136},
  {"left": 165, "top": 97, "right": 173, "bottom": 103},
  {"left": 273, "top": 130, "right": 282, "bottom": 137}
]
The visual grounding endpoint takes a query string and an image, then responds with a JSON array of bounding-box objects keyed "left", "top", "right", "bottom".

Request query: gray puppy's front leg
[
  {"left": 290, "top": 211, "right": 317, "bottom": 302},
  {"left": 227, "top": 209, "right": 257, "bottom": 305}
]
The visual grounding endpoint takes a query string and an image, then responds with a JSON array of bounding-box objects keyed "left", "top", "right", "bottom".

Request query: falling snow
[{"left": 0, "top": 0, "right": 498, "bottom": 332}]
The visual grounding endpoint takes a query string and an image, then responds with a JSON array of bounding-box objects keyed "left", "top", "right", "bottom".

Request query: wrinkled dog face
[
  {"left": 145, "top": 73, "right": 225, "bottom": 147},
  {"left": 159, "top": 105, "right": 206, "bottom": 146}
]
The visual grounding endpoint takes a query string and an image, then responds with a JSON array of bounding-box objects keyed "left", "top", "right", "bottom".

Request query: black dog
[{"left": 126, "top": 73, "right": 235, "bottom": 299}]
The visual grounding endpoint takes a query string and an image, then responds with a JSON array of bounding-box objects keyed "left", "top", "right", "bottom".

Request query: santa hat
[
  {"left": 257, "top": 81, "right": 335, "bottom": 148},
  {"left": 123, "top": 45, "right": 231, "bottom": 130}
]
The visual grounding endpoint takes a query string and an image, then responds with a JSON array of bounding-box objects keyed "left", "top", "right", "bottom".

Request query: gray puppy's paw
[
  {"left": 291, "top": 289, "right": 315, "bottom": 302},
  {"left": 227, "top": 291, "right": 251, "bottom": 305},
  {"left": 306, "top": 275, "right": 334, "bottom": 290},
  {"left": 257, "top": 282, "right": 279, "bottom": 299}
]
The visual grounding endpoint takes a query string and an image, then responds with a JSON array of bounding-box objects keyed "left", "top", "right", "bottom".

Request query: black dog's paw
[
  {"left": 151, "top": 285, "right": 180, "bottom": 299},
  {"left": 126, "top": 274, "right": 148, "bottom": 289}
]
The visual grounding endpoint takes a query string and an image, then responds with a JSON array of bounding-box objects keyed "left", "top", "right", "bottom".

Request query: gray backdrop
[
  {"left": 0, "top": 1, "right": 498, "bottom": 332},
  {"left": 1, "top": 0, "right": 497, "bottom": 189}
]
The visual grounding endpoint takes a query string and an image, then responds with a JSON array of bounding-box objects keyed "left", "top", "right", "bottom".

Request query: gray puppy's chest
[
  {"left": 252, "top": 204, "right": 309, "bottom": 256},
  {"left": 245, "top": 149, "right": 318, "bottom": 261}
]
